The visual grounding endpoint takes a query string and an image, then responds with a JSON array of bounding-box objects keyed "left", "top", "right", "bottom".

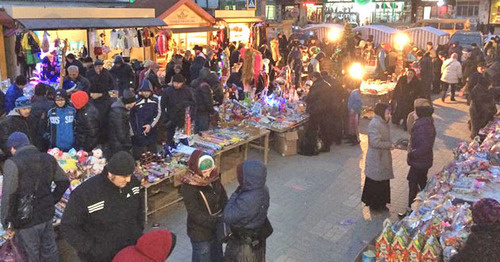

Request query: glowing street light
[
  {"left": 328, "top": 28, "right": 342, "bottom": 42},
  {"left": 437, "top": 0, "right": 445, "bottom": 7},
  {"left": 394, "top": 33, "right": 410, "bottom": 50},
  {"left": 349, "top": 62, "right": 365, "bottom": 80}
]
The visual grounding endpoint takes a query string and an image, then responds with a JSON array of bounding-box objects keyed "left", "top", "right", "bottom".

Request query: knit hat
[
  {"left": 107, "top": 151, "right": 136, "bottom": 176},
  {"left": 55, "top": 89, "right": 68, "bottom": 100},
  {"left": 112, "top": 230, "right": 176, "bottom": 262},
  {"left": 70, "top": 91, "right": 89, "bottom": 109},
  {"left": 172, "top": 74, "right": 186, "bottom": 83},
  {"left": 94, "top": 59, "right": 104, "bottom": 66},
  {"left": 414, "top": 98, "right": 432, "bottom": 109},
  {"left": 114, "top": 55, "right": 124, "bottom": 64},
  {"left": 138, "top": 80, "right": 153, "bottom": 92},
  {"left": 472, "top": 198, "right": 500, "bottom": 225},
  {"left": 122, "top": 89, "right": 136, "bottom": 105},
  {"left": 63, "top": 79, "right": 77, "bottom": 93},
  {"left": 14, "top": 96, "right": 31, "bottom": 110},
  {"left": 7, "top": 132, "right": 30, "bottom": 149}
]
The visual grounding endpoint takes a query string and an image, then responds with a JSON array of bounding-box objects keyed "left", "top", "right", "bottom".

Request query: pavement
[{"left": 148, "top": 95, "right": 472, "bottom": 262}]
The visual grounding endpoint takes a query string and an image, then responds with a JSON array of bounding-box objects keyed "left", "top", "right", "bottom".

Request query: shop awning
[
  {"left": 169, "top": 26, "right": 218, "bottom": 34},
  {"left": 222, "top": 17, "right": 263, "bottom": 23},
  {"left": 17, "top": 18, "right": 166, "bottom": 30}
]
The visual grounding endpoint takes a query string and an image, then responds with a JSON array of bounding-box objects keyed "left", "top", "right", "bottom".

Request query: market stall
[
  {"left": 353, "top": 25, "right": 400, "bottom": 47},
  {"left": 214, "top": 10, "right": 263, "bottom": 47},
  {"left": 359, "top": 79, "right": 397, "bottom": 115},
  {"left": 403, "top": 26, "right": 450, "bottom": 51},
  {"left": 4, "top": 6, "right": 166, "bottom": 85},
  {"left": 300, "top": 23, "right": 344, "bottom": 43},
  {"left": 358, "top": 117, "right": 500, "bottom": 261}
]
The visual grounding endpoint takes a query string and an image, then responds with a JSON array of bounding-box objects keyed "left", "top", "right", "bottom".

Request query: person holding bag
[
  {"left": 180, "top": 150, "right": 227, "bottom": 262},
  {"left": 224, "top": 161, "right": 272, "bottom": 262}
]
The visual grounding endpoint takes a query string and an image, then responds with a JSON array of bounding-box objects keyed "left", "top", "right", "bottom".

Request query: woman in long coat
[
  {"left": 362, "top": 103, "right": 394, "bottom": 210},
  {"left": 391, "top": 69, "right": 424, "bottom": 130}
]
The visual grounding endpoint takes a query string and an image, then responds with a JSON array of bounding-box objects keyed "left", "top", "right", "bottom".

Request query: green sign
[{"left": 355, "top": 0, "right": 371, "bottom": 5}]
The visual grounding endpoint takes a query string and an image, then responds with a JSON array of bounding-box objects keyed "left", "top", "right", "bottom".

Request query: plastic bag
[{"left": 0, "top": 240, "right": 26, "bottom": 262}]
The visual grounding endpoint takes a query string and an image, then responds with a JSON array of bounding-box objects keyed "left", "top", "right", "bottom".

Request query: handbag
[
  {"left": 9, "top": 178, "right": 39, "bottom": 228},
  {"left": 199, "top": 191, "right": 232, "bottom": 243}
]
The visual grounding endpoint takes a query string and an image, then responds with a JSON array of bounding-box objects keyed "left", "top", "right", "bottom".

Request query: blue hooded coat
[
  {"left": 4, "top": 84, "right": 24, "bottom": 114},
  {"left": 47, "top": 104, "right": 76, "bottom": 151},
  {"left": 224, "top": 161, "right": 270, "bottom": 230}
]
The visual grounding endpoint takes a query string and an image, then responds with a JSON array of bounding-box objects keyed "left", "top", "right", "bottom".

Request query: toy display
[{"left": 360, "top": 80, "right": 396, "bottom": 95}]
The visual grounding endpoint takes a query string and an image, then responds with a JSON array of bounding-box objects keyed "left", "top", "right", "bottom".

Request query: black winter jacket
[
  {"left": 86, "top": 68, "right": 115, "bottom": 94},
  {"left": 64, "top": 75, "right": 91, "bottom": 94},
  {"left": 110, "top": 64, "right": 134, "bottom": 93},
  {"left": 74, "top": 103, "right": 100, "bottom": 152},
  {"left": 418, "top": 55, "right": 434, "bottom": 82},
  {"left": 108, "top": 100, "right": 132, "bottom": 155},
  {"left": 195, "top": 82, "right": 215, "bottom": 117},
  {"left": 306, "top": 79, "right": 331, "bottom": 116},
  {"left": 450, "top": 223, "right": 500, "bottom": 262},
  {"left": 30, "top": 96, "right": 54, "bottom": 151},
  {"left": 61, "top": 169, "right": 143, "bottom": 262},
  {"left": 161, "top": 85, "right": 196, "bottom": 124},
  {"left": 0, "top": 90, "right": 5, "bottom": 117},
  {"left": 130, "top": 95, "right": 161, "bottom": 147},
  {"left": 0, "top": 110, "right": 38, "bottom": 154},
  {"left": 180, "top": 180, "right": 227, "bottom": 242},
  {"left": 407, "top": 111, "right": 436, "bottom": 170},
  {"left": 190, "top": 56, "right": 206, "bottom": 81}
]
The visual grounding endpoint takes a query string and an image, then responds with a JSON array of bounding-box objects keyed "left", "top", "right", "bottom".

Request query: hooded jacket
[
  {"left": 110, "top": 59, "right": 134, "bottom": 92},
  {"left": 130, "top": 94, "right": 161, "bottom": 147},
  {"left": 470, "top": 80, "right": 497, "bottom": 138},
  {"left": 306, "top": 78, "right": 331, "bottom": 116},
  {"left": 74, "top": 102, "right": 100, "bottom": 151},
  {"left": 224, "top": 161, "right": 269, "bottom": 230},
  {"left": 190, "top": 56, "right": 206, "bottom": 81},
  {"left": 108, "top": 99, "right": 132, "bottom": 154},
  {"left": 47, "top": 104, "right": 77, "bottom": 151},
  {"left": 4, "top": 84, "right": 24, "bottom": 114},
  {"left": 441, "top": 58, "right": 463, "bottom": 84},
  {"left": 195, "top": 82, "right": 215, "bottom": 117},
  {"left": 112, "top": 230, "right": 176, "bottom": 262},
  {"left": 61, "top": 168, "right": 143, "bottom": 262},
  {"left": 407, "top": 107, "right": 436, "bottom": 170},
  {"left": 365, "top": 115, "right": 394, "bottom": 181},
  {"left": 161, "top": 84, "right": 196, "bottom": 124},
  {"left": 86, "top": 67, "right": 115, "bottom": 94},
  {"left": 180, "top": 151, "right": 227, "bottom": 242},
  {"left": 0, "top": 110, "right": 37, "bottom": 154}
]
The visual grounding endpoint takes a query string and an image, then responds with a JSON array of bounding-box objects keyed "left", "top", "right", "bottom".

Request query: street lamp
[
  {"left": 328, "top": 28, "right": 342, "bottom": 42},
  {"left": 394, "top": 33, "right": 410, "bottom": 51},
  {"left": 349, "top": 62, "right": 365, "bottom": 80}
]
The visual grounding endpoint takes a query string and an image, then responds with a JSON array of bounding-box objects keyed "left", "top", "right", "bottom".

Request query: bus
[{"left": 417, "top": 19, "right": 471, "bottom": 35}]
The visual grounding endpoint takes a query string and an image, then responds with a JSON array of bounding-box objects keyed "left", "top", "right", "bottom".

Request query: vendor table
[{"left": 266, "top": 118, "right": 309, "bottom": 134}]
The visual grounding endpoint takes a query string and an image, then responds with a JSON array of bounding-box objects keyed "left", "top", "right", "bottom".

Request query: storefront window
[
  {"left": 306, "top": 4, "right": 323, "bottom": 24},
  {"left": 283, "top": 5, "right": 299, "bottom": 20},
  {"left": 324, "top": 3, "right": 359, "bottom": 24},
  {"left": 219, "top": 0, "right": 246, "bottom": 10},
  {"left": 229, "top": 23, "right": 251, "bottom": 44},
  {"left": 266, "top": 5, "right": 276, "bottom": 20},
  {"left": 174, "top": 32, "right": 208, "bottom": 53},
  {"left": 372, "top": 1, "right": 404, "bottom": 23},
  {"left": 455, "top": 1, "right": 479, "bottom": 17}
]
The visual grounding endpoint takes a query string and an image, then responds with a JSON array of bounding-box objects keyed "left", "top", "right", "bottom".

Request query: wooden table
[{"left": 213, "top": 126, "right": 271, "bottom": 165}]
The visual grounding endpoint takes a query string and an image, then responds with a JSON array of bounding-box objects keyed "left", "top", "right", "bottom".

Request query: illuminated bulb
[
  {"left": 349, "top": 62, "right": 364, "bottom": 80},
  {"left": 328, "top": 28, "right": 342, "bottom": 42},
  {"left": 394, "top": 33, "right": 410, "bottom": 50}
]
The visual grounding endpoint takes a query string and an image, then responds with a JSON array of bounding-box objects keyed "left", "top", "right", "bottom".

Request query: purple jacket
[{"left": 407, "top": 116, "right": 436, "bottom": 169}]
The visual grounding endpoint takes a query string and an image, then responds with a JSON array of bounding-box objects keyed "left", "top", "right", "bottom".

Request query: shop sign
[
  {"left": 247, "top": 0, "right": 256, "bottom": 9},
  {"left": 165, "top": 5, "right": 207, "bottom": 25},
  {"left": 322, "top": 0, "right": 353, "bottom": 3},
  {"left": 491, "top": 0, "right": 500, "bottom": 24}
]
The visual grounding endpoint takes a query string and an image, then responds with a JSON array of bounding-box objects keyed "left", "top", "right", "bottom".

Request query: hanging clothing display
[
  {"left": 110, "top": 29, "right": 118, "bottom": 49},
  {"left": 42, "top": 31, "right": 50, "bottom": 53}
]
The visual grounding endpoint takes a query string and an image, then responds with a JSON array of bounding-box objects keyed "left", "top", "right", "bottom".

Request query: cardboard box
[{"left": 273, "top": 131, "right": 299, "bottom": 156}]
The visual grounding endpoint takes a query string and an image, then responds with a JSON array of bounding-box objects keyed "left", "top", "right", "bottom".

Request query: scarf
[{"left": 181, "top": 150, "right": 220, "bottom": 186}]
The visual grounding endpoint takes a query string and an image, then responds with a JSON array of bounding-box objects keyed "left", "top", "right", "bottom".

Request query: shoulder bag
[{"left": 199, "top": 191, "right": 232, "bottom": 243}]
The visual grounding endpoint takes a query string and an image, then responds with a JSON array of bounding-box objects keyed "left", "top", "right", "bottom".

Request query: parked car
[{"left": 450, "top": 31, "right": 483, "bottom": 50}]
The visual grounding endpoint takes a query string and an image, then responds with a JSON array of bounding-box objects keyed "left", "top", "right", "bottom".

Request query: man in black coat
[
  {"left": 86, "top": 60, "right": 113, "bottom": 145},
  {"left": 466, "top": 62, "right": 488, "bottom": 104},
  {"left": 301, "top": 72, "right": 332, "bottom": 155},
  {"left": 2, "top": 132, "right": 69, "bottom": 262},
  {"left": 65, "top": 53, "right": 86, "bottom": 76},
  {"left": 65, "top": 65, "right": 91, "bottom": 94},
  {"left": 391, "top": 69, "right": 424, "bottom": 130},
  {"left": 194, "top": 81, "right": 214, "bottom": 133},
  {"left": 161, "top": 74, "right": 196, "bottom": 146},
  {"left": 30, "top": 83, "right": 54, "bottom": 151},
  {"left": 70, "top": 91, "right": 100, "bottom": 152},
  {"left": 62, "top": 151, "right": 143, "bottom": 262},
  {"left": 109, "top": 56, "right": 134, "bottom": 96},
  {"left": 417, "top": 51, "right": 434, "bottom": 99},
  {"left": 107, "top": 90, "right": 135, "bottom": 158},
  {"left": 321, "top": 71, "right": 345, "bottom": 146},
  {"left": 432, "top": 52, "right": 445, "bottom": 94},
  {"left": 0, "top": 97, "right": 38, "bottom": 156}
]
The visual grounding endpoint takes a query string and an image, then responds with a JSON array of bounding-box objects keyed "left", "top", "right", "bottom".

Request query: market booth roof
[
  {"left": 169, "top": 26, "right": 218, "bottom": 34},
  {"left": 132, "top": 0, "right": 215, "bottom": 24},
  {"left": 17, "top": 18, "right": 166, "bottom": 30},
  {"left": 403, "top": 26, "right": 450, "bottom": 50},
  {"left": 214, "top": 10, "right": 262, "bottom": 24},
  {"left": 353, "top": 25, "right": 400, "bottom": 46}
]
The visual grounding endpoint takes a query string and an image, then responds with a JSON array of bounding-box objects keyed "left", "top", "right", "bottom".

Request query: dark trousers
[
  {"left": 195, "top": 115, "right": 210, "bottom": 133},
  {"left": 191, "top": 238, "right": 223, "bottom": 262},
  {"left": 407, "top": 166, "right": 429, "bottom": 208},
  {"left": 16, "top": 220, "right": 59, "bottom": 262},
  {"left": 432, "top": 75, "right": 442, "bottom": 94},
  {"left": 301, "top": 116, "right": 320, "bottom": 155},
  {"left": 441, "top": 83, "right": 459, "bottom": 100}
]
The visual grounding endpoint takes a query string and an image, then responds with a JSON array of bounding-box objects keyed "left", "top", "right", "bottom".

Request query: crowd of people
[{"left": 1, "top": 24, "right": 500, "bottom": 261}]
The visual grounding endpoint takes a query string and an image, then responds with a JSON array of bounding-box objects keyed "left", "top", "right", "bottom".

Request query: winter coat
[
  {"left": 180, "top": 180, "right": 227, "bottom": 242},
  {"left": 467, "top": 72, "right": 488, "bottom": 92},
  {"left": 110, "top": 64, "right": 134, "bottom": 93},
  {"left": 161, "top": 85, "right": 195, "bottom": 125},
  {"left": 407, "top": 110, "right": 436, "bottom": 170},
  {"left": 0, "top": 90, "right": 5, "bottom": 117},
  {"left": 145, "top": 70, "right": 161, "bottom": 92},
  {"left": 224, "top": 161, "right": 269, "bottom": 230},
  {"left": 348, "top": 89, "right": 362, "bottom": 114},
  {"left": 1, "top": 145, "right": 69, "bottom": 229},
  {"left": 86, "top": 68, "right": 115, "bottom": 94},
  {"left": 0, "top": 110, "right": 37, "bottom": 154},
  {"left": 485, "top": 61, "right": 500, "bottom": 87},
  {"left": 306, "top": 79, "right": 331, "bottom": 116},
  {"left": 108, "top": 99, "right": 132, "bottom": 155},
  {"left": 48, "top": 105, "right": 76, "bottom": 151},
  {"left": 197, "top": 68, "right": 224, "bottom": 105},
  {"left": 287, "top": 49, "right": 302, "bottom": 70},
  {"left": 74, "top": 103, "right": 100, "bottom": 152},
  {"left": 450, "top": 223, "right": 500, "bottom": 262},
  {"left": 441, "top": 58, "right": 463, "bottom": 84},
  {"left": 90, "top": 96, "right": 113, "bottom": 143},
  {"left": 195, "top": 82, "right": 214, "bottom": 117},
  {"left": 470, "top": 82, "right": 497, "bottom": 138},
  {"left": 31, "top": 96, "right": 55, "bottom": 151},
  {"left": 190, "top": 56, "right": 206, "bottom": 81},
  {"left": 448, "top": 45, "right": 463, "bottom": 62},
  {"left": 4, "top": 84, "right": 24, "bottom": 114},
  {"left": 66, "top": 59, "right": 86, "bottom": 76},
  {"left": 61, "top": 169, "right": 143, "bottom": 262},
  {"left": 418, "top": 55, "right": 434, "bottom": 82},
  {"left": 365, "top": 115, "right": 394, "bottom": 181},
  {"left": 130, "top": 95, "right": 161, "bottom": 147},
  {"left": 64, "top": 75, "right": 91, "bottom": 94},
  {"left": 392, "top": 76, "right": 424, "bottom": 121}
]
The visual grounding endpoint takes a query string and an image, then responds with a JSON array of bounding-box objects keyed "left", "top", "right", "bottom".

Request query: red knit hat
[
  {"left": 70, "top": 91, "right": 89, "bottom": 109},
  {"left": 112, "top": 230, "right": 176, "bottom": 262}
]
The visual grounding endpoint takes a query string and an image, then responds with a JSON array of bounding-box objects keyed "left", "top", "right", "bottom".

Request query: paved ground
[{"left": 149, "top": 95, "right": 472, "bottom": 262}]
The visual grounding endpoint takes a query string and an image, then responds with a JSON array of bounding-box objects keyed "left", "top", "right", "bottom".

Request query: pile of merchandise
[
  {"left": 193, "top": 127, "right": 252, "bottom": 154},
  {"left": 360, "top": 79, "right": 397, "bottom": 95},
  {"left": 374, "top": 117, "right": 500, "bottom": 261},
  {"left": 134, "top": 152, "right": 188, "bottom": 185}
]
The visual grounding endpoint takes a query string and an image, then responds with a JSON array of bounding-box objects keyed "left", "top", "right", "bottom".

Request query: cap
[
  {"left": 7, "top": 132, "right": 30, "bottom": 150},
  {"left": 122, "top": 89, "right": 136, "bottom": 104},
  {"left": 107, "top": 151, "right": 136, "bottom": 176},
  {"left": 14, "top": 96, "right": 31, "bottom": 110},
  {"left": 55, "top": 89, "right": 68, "bottom": 100},
  {"left": 63, "top": 79, "right": 77, "bottom": 93}
]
